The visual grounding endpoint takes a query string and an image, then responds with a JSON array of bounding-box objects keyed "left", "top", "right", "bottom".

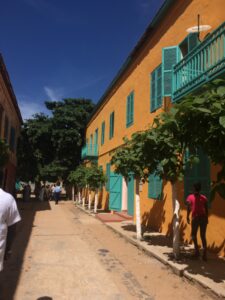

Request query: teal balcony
[
  {"left": 172, "top": 22, "right": 225, "bottom": 102},
  {"left": 81, "top": 143, "right": 98, "bottom": 160}
]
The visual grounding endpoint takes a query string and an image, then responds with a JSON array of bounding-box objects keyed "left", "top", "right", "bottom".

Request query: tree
[
  {"left": 173, "top": 79, "right": 225, "bottom": 200},
  {"left": 85, "top": 163, "right": 107, "bottom": 213},
  {"left": 45, "top": 98, "right": 95, "bottom": 179},
  {"left": 68, "top": 165, "right": 88, "bottom": 204},
  {"left": 18, "top": 99, "right": 95, "bottom": 182},
  {"left": 111, "top": 133, "right": 152, "bottom": 240},
  {"left": 17, "top": 113, "right": 53, "bottom": 181}
]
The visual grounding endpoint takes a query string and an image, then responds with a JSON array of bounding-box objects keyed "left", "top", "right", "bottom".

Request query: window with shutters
[
  {"left": 126, "top": 91, "right": 134, "bottom": 127},
  {"left": 150, "top": 64, "right": 162, "bottom": 112},
  {"left": 148, "top": 173, "right": 163, "bottom": 200},
  {"left": 4, "top": 116, "right": 9, "bottom": 142},
  {"left": 184, "top": 148, "right": 210, "bottom": 202},
  {"left": 179, "top": 33, "right": 199, "bottom": 58},
  {"left": 9, "top": 126, "right": 16, "bottom": 152},
  {"left": 106, "top": 163, "right": 110, "bottom": 191},
  {"left": 109, "top": 111, "right": 114, "bottom": 139},
  {"left": 101, "top": 121, "right": 105, "bottom": 145},
  {"left": 162, "top": 46, "right": 180, "bottom": 97}
]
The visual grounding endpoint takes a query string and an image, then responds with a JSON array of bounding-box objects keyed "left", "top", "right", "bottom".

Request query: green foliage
[
  {"left": 85, "top": 163, "right": 107, "bottom": 190},
  {"left": 0, "top": 139, "right": 9, "bottom": 169},
  {"left": 110, "top": 133, "right": 150, "bottom": 181},
  {"left": 17, "top": 98, "right": 95, "bottom": 181},
  {"left": 68, "top": 165, "right": 87, "bottom": 189}
]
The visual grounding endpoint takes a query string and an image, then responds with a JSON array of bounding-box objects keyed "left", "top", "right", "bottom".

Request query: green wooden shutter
[
  {"left": 130, "top": 92, "right": 134, "bottom": 124},
  {"left": 184, "top": 149, "right": 210, "bottom": 201},
  {"left": 101, "top": 121, "right": 105, "bottom": 145},
  {"left": 162, "top": 46, "right": 180, "bottom": 96},
  {"left": 9, "top": 127, "right": 16, "bottom": 152},
  {"left": 148, "top": 173, "right": 162, "bottom": 200},
  {"left": 150, "top": 71, "right": 156, "bottom": 112},
  {"left": 156, "top": 65, "right": 162, "bottom": 108},
  {"left": 109, "top": 112, "right": 114, "bottom": 139},
  {"left": 106, "top": 163, "right": 111, "bottom": 191},
  {"left": 126, "top": 92, "right": 134, "bottom": 127}
]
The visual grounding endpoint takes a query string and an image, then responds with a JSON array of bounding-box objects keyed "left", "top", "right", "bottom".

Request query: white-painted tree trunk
[
  {"left": 72, "top": 185, "right": 75, "bottom": 201},
  {"left": 82, "top": 196, "right": 85, "bottom": 207},
  {"left": 94, "top": 190, "right": 98, "bottom": 213},
  {"left": 135, "top": 179, "right": 142, "bottom": 240},
  {"left": 88, "top": 191, "right": 92, "bottom": 210},
  {"left": 78, "top": 190, "right": 82, "bottom": 204},
  {"left": 172, "top": 181, "right": 180, "bottom": 259}
]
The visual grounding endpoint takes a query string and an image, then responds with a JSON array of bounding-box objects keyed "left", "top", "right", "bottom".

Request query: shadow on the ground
[
  {"left": 164, "top": 245, "right": 225, "bottom": 284},
  {"left": 0, "top": 200, "right": 51, "bottom": 300}
]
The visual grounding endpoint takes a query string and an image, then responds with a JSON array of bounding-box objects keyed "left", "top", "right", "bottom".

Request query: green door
[
  {"left": 184, "top": 149, "right": 210, "bottom": 200},
  {"left": 127, "top": 174, "right": 134, "bottom": 216},
  {"left": 109, "top": 172, "right": 122, "bottom": 211}
]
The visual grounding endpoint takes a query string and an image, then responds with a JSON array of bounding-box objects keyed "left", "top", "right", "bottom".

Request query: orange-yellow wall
[{"left": 85, "top": 0, "right": 225, "bottom": 256}]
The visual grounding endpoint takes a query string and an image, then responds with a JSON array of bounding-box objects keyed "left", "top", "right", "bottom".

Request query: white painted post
[
  {"left": 94, "top": 190, "right": 98, "bottom": 213},
  {"left": 72, "top": 185, "right": 75, "bottom": 201},
  {"left": 135, "top": 178, "right": 142, "bottom": 240},
  {"left": 172, "top": 181, "right": 180, "bottom": 259}
]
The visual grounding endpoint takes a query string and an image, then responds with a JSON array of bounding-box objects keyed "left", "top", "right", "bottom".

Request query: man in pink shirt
[{"left": 186, "top": 182, "right": 208, "bottom": 261}]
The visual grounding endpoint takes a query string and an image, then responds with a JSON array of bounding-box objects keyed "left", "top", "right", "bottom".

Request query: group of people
[{"left": 22, "top": 181, "right": 62, "bottom": 204}]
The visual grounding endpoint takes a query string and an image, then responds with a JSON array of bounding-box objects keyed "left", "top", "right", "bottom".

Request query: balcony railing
[
  {"left": 172, "top": 22, "right": 225, "bottom": 101},
  {"left": 81, "top": 143, "right": 98, "bottom": 159}
]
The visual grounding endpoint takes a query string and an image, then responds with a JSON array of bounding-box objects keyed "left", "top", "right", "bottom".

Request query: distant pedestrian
[
  {"left": 53, "top": 182, "right": 61, "bottom": 205},
  {"left": 39, "top": 184, "right": 46, "bottom": 201},
  {"left": 186, "top": 182, "right": 208, "bottom": 261},
  {"left": 0, "top": 186, "right": 21, "bottom": 271},
  {"left": 23, "top": 183, "right": 31, "bottom": 202}
]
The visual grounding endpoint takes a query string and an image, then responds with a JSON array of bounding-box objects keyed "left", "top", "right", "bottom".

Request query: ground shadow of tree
[
  {"left": 164, "top": 238, "right": 225, "bottom": 283},
  {"left": 0, "top": 201, "right": 51, "bottom": 300}
]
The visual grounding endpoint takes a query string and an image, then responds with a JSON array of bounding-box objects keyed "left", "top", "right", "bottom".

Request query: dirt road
[{"left": 0, "top": 201, "right": 215, "bottom": 300}]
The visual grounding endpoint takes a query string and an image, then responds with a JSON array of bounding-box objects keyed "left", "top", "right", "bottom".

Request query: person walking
[
  {"left": 0, "top": 187, "right": 21, "bottom": 271},
  {"left": 53, "top": 181, "right": 61, "bottom": 205},
  {"left": 186, "top": 182, "right": 208, "bottom": 261}
]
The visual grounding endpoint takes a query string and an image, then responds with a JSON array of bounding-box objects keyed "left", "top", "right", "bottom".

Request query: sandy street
[{"left": 0, "top": 201, "right": 215, "bottom": 300}]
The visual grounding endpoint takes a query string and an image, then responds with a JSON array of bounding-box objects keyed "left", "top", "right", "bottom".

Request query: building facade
[
  {"left": 0, "top": 54, "right": 23, "bottom": 194},
  {"left": 82, "top": 0, "right": 225, "bottom": 256}
]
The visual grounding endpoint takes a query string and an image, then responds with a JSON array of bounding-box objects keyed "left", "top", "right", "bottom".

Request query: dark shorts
[{"left": 191, "top": 215, "right": 207, "bottom": 239}]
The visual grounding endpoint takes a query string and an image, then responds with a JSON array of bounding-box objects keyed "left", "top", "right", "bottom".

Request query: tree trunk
[
  {"left": 82, "top": 195, "right": 85, "bottom": 207},
  {"left": 88, "top": 190, "right": 92, "bottom": 210},
  {"left": 135, "top": 178, "right": 142, "bottom": 240},
  {"left": 72, "top": 185, "right": 75, "bottom": 201},
  {"left": 172, "top": 181, "right": 180, "bottom": 259},
  {"left": 94, "top": 189, "right": 98, "bottom": 213},
  {"left": 78, "top": 190, "right": 82, "bottom": 204}
]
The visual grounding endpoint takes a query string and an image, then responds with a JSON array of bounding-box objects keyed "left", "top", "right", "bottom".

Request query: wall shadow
[{"left": 0, "top": 201, "right": 51, "bottom": 300}]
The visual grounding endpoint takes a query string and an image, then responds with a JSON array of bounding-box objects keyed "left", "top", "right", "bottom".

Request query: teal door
[
  {"left": 184, "top": 149, "right": 210, "bottom": 200},
  {"left": 127, "top": 174, "right": 134, "bottom": 216},
  {"left": 109, "top": 172, "right": 122, "bottom": 211}
]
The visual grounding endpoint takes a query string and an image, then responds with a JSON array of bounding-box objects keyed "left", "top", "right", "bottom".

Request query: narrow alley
[{"left": 0, "top": 201, "right": 215, "bottom": 300}]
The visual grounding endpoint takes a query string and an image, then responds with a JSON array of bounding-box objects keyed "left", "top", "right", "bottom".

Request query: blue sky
[{"left": 0, "top": 0, "right": 165, "bottom": 120}]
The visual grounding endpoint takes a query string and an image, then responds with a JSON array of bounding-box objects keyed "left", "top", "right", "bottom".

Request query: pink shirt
[{"left": 186, "top": 193, "right": 207, "bottom": 218}]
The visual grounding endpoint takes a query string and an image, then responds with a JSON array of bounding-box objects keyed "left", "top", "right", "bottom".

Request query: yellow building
[
  {"left": 0, "top": 54, "right": 23, "bottom": 194},
  {"left": 82, "top": 0, "right": 225, "bottom": 256}
]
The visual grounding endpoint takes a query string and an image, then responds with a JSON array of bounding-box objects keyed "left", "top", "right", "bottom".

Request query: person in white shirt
[{"left": 0, "top": 188, "right": 21, "bottom": 271}]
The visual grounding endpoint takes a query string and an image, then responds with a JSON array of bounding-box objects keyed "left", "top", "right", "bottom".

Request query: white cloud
[
  {"left": 44, "top": 86, "right": 63, "bottom": 101},
  {"left": 17, "top": 95, "right": 49, "bottom": 120}
]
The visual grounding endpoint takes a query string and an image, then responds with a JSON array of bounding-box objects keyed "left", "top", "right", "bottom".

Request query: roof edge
[{"left": 87, "top": 0, "right": 175, "bottom": 127}]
